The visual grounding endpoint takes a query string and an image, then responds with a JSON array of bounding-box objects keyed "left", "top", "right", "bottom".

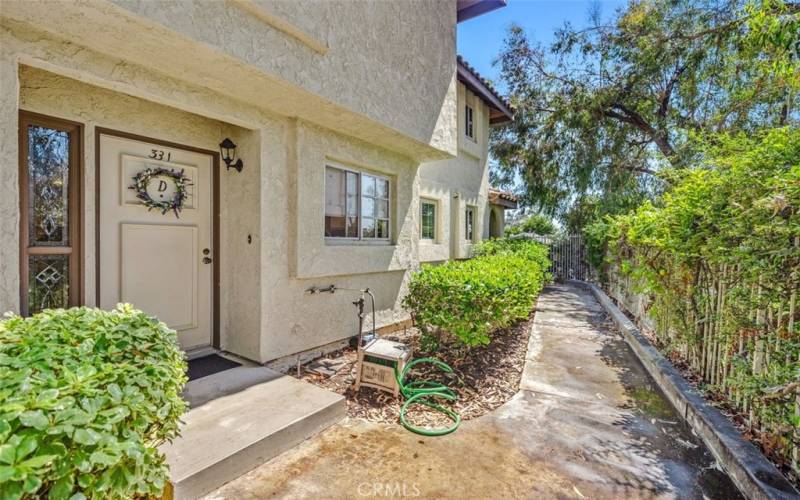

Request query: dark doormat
[{"left": 188, "top": 354, "right": 241, "bottom": 381}]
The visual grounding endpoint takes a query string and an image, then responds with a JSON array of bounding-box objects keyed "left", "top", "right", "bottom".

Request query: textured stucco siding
[
  {"left": 260, "top": 120, "right": 419, "bottom": 361},
  {"left": 106, "top": 0, "right": 457, "bottom": 153},
  {"left": 0, "top": 0, "right": 457, "bottom": 159},
  {"left": 418, "top": 84, "right": 493, "bottom": 261},
  {"left": 0, "top": 51, "right": 19, "bottom": 315}
]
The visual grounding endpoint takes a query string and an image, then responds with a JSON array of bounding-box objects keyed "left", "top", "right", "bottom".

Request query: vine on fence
[{"left": 587, "top": 128, "right": 800, "bottom": 479}]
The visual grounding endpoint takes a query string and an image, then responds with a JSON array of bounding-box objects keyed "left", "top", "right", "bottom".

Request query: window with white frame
[
  {"left": 420, "top": 199, "right": 436, "bottom": 240},
  {"left": 465, "top": 104, "right": 475, "bottom": 140},
  {"left": 465, "top": 206, "right": 475, "bottom": 241},
  {"left": 325, "top": 165, "right": 390, "bottom": 240}
]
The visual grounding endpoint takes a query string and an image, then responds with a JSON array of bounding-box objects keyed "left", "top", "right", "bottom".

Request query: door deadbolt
[{"left": 202, "top": 248, "right": 211, "bottom": 255}]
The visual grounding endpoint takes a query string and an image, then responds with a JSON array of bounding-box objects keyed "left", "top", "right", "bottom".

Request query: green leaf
[
  {"left": 16, "top": 437, "right": 37, "bottom": 462},
  {"left": 0, "top": 421, "right": 11, "bottom": 442},
  {"left": 21, "top": 474, "right": 41, "bottom": 494},
  {"left": 0, "top": 465, "right": 15, "bottom": 482},
  {"left": 75, "top": 366, "right": 96, "bottom": 381},
  {"left": 47, "top": 474, "right": 74, "bottom": 500},
  {"left": 21, "top": 454, "right": 57, "bottom": 468},
  {"left": 107, "top": 383, "right": 122, "bottom": 402},
  {"left": 89, "top": 450, "right": 118, "bottom": 467},
  {"left": 72, "top": 428, "right": 101, "bottom": 446},
  {"left": 19, "top": 411, "right": 48, "bottom": 430},
  {"left": 0, "top": 480, "right": 23, "bottom": 500},
  {"left": 36, "top": 389, "right": 59, "bottom": 405},
  {"left": 0, "top": 444, "right": 14, "bottom": 465}
]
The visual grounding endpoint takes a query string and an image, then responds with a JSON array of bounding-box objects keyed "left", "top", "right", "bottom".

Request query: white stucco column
[{"left": 0, "top": 54, "right": 19, "bottom": 314}]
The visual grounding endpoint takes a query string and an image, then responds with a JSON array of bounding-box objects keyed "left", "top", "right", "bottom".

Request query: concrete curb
[{"left": 585, "top": 282, "right": 799, "bottom": 500}]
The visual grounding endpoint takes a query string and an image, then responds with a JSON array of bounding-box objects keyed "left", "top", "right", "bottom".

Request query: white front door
[{"left": 99, "top": 133, "right": 214, "bottom": 350}]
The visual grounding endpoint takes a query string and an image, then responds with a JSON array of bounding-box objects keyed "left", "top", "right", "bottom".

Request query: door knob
[{"left": 203, "top": 256, "right": 212, "bottom": 264}]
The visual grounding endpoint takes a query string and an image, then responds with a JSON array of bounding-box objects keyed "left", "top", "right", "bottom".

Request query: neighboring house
[{"left": 0, "top": 0, "right": 515, "bottom": 366}]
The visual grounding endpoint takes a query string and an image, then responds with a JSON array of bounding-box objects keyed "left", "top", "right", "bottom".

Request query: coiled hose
[{"left": 395, "top": 357, "right": 461, "bottom": 436}]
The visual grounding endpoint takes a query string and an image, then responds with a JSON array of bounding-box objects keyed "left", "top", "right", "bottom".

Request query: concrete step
[{"left": 160, "top": 366, "right": 346, "bottom": 499}]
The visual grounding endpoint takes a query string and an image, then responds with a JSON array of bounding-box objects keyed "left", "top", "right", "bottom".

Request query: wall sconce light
[{"left": 219, "top": 138, "right": 243, "bottom": 172}]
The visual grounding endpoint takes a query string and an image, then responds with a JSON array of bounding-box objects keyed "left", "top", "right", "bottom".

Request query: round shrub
[{"left": 0, "top": 305, "right": 187, "bottom": 499}]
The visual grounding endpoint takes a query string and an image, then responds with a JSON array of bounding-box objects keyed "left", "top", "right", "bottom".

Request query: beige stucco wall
[
  {"left": 259, "top": 119, "right": 420, "bottom": 361},
  {"left": 0, "top": 47, "right": 19, "bottom": 312},
  {"left": 0, "top": 0, "right": 458, "bottom": 160},
  {"left": 106, "top": 0, "right": 457, "bottom": 153},
  {"left": 418, "top": 84, "right": 494, "bottom": 261}
]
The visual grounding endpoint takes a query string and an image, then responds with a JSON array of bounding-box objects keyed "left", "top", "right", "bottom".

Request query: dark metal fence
[
  {"left": 538, "top": 234, "right": 589, "bottom": 282},
  {"left": 512, "top": 233, "right": 591, "bottom": 282}
]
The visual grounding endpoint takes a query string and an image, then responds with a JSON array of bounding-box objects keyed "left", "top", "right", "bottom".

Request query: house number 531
[{"left": 149, "top": 149, "right": 172, "bottom": 162}]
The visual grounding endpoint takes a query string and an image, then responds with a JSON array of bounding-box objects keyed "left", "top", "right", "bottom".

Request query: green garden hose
[{"left": 395, "top": 357, "right": 461, "bottom": 436}]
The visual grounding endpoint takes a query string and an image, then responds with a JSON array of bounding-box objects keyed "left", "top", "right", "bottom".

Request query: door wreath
[{"left": 129, "top": 167, "right": 192, "bottom": 217}]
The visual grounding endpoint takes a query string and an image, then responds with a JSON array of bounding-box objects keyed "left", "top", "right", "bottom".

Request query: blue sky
[{"left": 457, "top": 0, "right": 627, "bottom": 91}]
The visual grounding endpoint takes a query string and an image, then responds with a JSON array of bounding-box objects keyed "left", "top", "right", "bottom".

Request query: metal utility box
[{"left": 354, "top": 338, "right": 412, "bottom": 398}]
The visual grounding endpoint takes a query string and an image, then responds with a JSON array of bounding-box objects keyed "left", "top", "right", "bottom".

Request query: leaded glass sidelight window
[{"left": 19, "top": 113, "right": 82, "bottom": 316}]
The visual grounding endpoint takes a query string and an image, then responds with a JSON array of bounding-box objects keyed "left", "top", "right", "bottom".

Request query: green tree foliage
[
  {"left": 0, "top": 306, "right": 187, "bottom": 499},
  {"left": 589, "top": 127, "right": 800, "bottom": 469},
  {"left": 505, "top": 213, "right": 556, "bottom": 236},
  {"left": 491, "top": 0, "right": 799, "bottom": 221},
  {"left": 403, "top": 240, "right": 550, "bottom": 351}
]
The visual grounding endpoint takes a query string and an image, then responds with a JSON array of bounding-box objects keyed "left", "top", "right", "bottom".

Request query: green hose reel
[{"left": 395, "top": 357, "right": 461, "bottom": 436}]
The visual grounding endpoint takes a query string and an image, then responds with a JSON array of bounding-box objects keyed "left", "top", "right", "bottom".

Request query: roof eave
[
  {"left": 457, "top": 0, "right": 508, "bottom": 23},
  {"left": 488, "top": 189, "right": 519, "bottom": 209},
  {"left": 456, "top": 62, "right": 514, "bottom": 122}
]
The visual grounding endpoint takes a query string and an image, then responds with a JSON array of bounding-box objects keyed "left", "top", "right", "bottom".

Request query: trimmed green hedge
[
  {"left": 0, "top": 305, "right": 187, "bottom": 499},
  {"left": 404, "top": 239, "right": 550, "bottom": 348}
]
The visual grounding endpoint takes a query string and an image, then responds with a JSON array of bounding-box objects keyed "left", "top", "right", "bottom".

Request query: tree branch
[
  {"left": 613, "top": 163, "right": 659, "bottom": 176},
  {"left": 605, "top": 103, "right": 677, "bottom": 160},
  {"left": 658, "top": 62, "right": 689, "bottom": 118}
]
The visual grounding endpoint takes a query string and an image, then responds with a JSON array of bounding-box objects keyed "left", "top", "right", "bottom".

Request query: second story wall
[
  {"left": 418, "top": 83, "right": 492, "bottom": 261},
  {"left": 0, "top": 0, "right": 458, "bottom": 160},
  {"left": 106, "top": 0, "right": 458, "bottom": 155}
]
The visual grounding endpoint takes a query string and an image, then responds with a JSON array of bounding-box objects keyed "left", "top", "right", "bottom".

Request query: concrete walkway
[{"left": 206, "top": 284, "right": 741, "bottom": 499}]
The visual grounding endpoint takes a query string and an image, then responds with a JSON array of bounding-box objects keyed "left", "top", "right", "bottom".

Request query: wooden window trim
[{"left": 19, "top": 111, "right": 84, "bottom": 316}]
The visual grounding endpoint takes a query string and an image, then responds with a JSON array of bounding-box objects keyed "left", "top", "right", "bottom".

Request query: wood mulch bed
[{"left": 291, "top": 311, "right": 535, "bottom": 429}]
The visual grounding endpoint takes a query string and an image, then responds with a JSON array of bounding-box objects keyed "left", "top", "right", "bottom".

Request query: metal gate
[{"left": 548, "top": 234, "right": 590, "bottom": 282}]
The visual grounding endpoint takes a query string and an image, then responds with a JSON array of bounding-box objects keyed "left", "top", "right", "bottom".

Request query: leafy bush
[
  {"left": 404, "top": 240, "right": 550, "bottom": 349},
  {"left": 505, "top": 214, "right": 555, "bottom": 236},
  {"left": 593, "top": 128, "right": 800, "bottom": 471},
  {"left": 472, "top": 237, "right": 551, "bottom": 263},
  {"left": 0, "top": 305, "right": 187, "bottom": 499}
]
